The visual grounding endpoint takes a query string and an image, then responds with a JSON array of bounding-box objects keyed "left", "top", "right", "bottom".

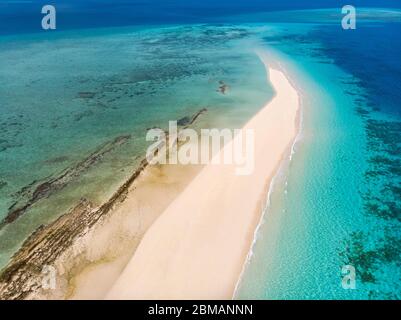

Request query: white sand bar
[{"left": 107, "top": 57, "right": 300, "bottom": 299}]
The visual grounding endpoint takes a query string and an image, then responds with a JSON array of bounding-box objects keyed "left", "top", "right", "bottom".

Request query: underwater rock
[
  {"left": 0, "top": 103, "right": 209, "bottom": 299},
  {"left": 217, "top": 80, "right": 229, "bottom": 94},
  {"left": 0, "top": 198, "right": 96, "bottom": 300},
  {"left": 172, "top": 108, "right": 208, "bottom": 127},
  {"left": 0, "top": 154, "right": 150, "bottom": 299}
]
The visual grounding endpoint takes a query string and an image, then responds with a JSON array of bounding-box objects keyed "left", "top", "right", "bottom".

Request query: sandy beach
[{"left": 106, "top": 58, "right": 300, "bottom": 299}]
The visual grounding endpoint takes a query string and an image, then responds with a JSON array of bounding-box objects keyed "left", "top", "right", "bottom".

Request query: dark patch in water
[
  {"left": 338, "top": 104, "right": 401, "bottom": 297},
  {"left": 177, "top": 116, "right": 191, "bottom": 126},
  {"left": 177, "top": 108, "right": 207, "bottom": 127},
  {"left": 0, "top": 181, "right": 7, "bottom": 190},
  {"left": 341, "top": 230, "right": 401, "bottom": 293},
  {"left": 77, "top": 92, "right": 96, "bottom": 99},
  {"left": 341, "top": 231, "right": 378, "bottom": 284},
  {"left": 217, "top": 80, "right": 229, "bottom": 95},
  {"left": 342, "top": 100, "right": 401, "bottom": 297},
  {"left": 74, "top": 110, "right": 94, "bottom": 122},
  {"left": 44, "top": 156, "right": 69, "bottom": 165},
  {"left": 0, "top": 135, "right": 131, "bottom": 229},
  {"left": 0, "top": 140, "right": 23, "bottom": 152}
]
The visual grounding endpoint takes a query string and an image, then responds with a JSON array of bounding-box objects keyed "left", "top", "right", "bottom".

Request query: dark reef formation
[
  {"left": 340, "top": 82, "right": 401, "bottom": 299},
  {"left": 177, "top": 108, "right": 207, "bottom": 126},
  {"left": 0, "top": 108, "right": 206, "bottom": 300},
  {"left": 0, "top": 153, "right": 146, "bottom": 299},
  {"left": 0, "top": 135, "right": 131, "bottom": 230},
  {"left": 217, "top": 81, "right": 229, "bottom": 95}
]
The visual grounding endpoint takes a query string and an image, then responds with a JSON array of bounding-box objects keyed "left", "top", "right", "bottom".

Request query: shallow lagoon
[{"left": 0, "top": 24, "right": 273, "bottom": 268}]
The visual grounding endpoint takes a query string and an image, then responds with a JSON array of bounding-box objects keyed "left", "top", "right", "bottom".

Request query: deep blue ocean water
[
  {"left": 310, "top": 22, "right": 401, "bottom": 117},
  {"left": 1, "top": 0, "right": 401, "bottom": 34}
]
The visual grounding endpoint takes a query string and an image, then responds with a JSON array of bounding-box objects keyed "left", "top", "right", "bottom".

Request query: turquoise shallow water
[
  {"left": 0, "top": 8, "right": 400, "bottom": 300},
  {"left": 237, "top": 42, "right": 369, "bottom": 299},
  {"left": 236, "top": 17, "right": 401, "bottom": 299},
  {"left": 0, "top": 25, "right": 273, "bottom": 268}
]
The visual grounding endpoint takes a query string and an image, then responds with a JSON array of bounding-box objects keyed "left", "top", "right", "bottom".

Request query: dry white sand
[
  {"left": 106, "top": 59, "right": 300, "bottom": 299},
  {"left": 64, "top": 163, "right": 204, "bottom": 300}
]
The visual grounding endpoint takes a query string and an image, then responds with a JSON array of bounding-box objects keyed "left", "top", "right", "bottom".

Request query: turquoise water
[
  {"left": 0, "top": 8, "right": 400, "bottom": 300},
  {"left": 236, "top": 17, "right": 401, "bottom": 299},
  {"left": 0, "top": 25, "right": 273, "bottom": 268},
  {"left": 237, "top": 42, "right": 369, "bottom": 299}
]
